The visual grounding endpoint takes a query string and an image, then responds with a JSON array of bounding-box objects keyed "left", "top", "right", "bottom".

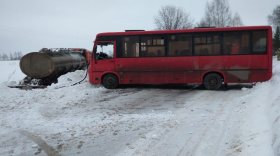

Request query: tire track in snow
[
  {"left": 128, "top": 90, "right": 244, "bottom": 156},
  {"left": 180, "top": 93, "right": 239, "bottom": 156},
  {"left": 164, "top": 91, "right": 230, "bottom": 156},
  {"left": 114, "top": 88, "right": 201, "bottom": 156},
  {"left": 19, "top": 130, "right": 60, "bottom": 156},
  {"left": 177, "top": 103, "right": 226, "bottom": 156},
  {"left": 115, "top": 89, "right": 205, "bottom": 156},
  {"left": 93, "top": 87, "right": 198, "bottom": 114},
  {"left": 63, "top": 87, "right": 200, "bottom": 156}
]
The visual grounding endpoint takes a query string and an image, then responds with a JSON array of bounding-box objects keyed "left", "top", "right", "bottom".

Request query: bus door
[{"left": 93, "top": 41, "right": 116, "bottom": 73}]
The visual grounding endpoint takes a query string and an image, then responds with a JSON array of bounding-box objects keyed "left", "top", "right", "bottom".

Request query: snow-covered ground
[{"left": 0, "top": 59, "right": 280, "bottom": 156}]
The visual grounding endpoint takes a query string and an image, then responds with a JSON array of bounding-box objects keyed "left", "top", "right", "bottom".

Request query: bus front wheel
[
  {"left": 102, "top": 74, "right": 119, "bottom": 89},
  {"left": 203, "top": 73, "right": 223, "bottom": 90}
]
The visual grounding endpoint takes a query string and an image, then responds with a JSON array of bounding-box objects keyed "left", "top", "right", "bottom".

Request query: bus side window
[
  {"left": 223, "top": 32, "right": 250, "bottom": 55},
  {"left": 252, "top": 31, "right": 267, "bottom": 53},
  {"left": 140, "top": 36, "right": 165, "bottom": 57},
  {"left": 96, "top": 42, "right": 114, "bottom": 60},
  {"left": 168, "top": 34, "right": 192, "bottom": 56},
  {"left": 122, "top": 36, "right": 140, "bottom": 57},
  {"left": 194, "top": 34, "right": 221, "bottom": 56},
  {"left": 231, "top": 41, "right": 240, "bottom": 54}
]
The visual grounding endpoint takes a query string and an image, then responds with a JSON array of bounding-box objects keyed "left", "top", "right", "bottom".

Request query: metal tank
[{"left": 19, "top": 48, "right": 89, "bottom": 85}]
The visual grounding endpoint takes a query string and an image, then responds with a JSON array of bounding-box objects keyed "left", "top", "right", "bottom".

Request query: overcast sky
[{"left": 0, "top": 0, "right": 279, "bottom": 54}]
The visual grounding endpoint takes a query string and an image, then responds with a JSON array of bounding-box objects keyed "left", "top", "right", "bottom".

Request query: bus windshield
[{"left": 95, "top": 42, "right": 114, "bottom": 60}]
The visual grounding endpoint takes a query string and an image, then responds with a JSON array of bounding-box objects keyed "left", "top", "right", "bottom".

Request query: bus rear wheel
[
  {"left": 203, "top": 73, "right": 223, "bottom": 90},
  {"left": 102, "top": 74, "right": 119, "bottom": 89}
]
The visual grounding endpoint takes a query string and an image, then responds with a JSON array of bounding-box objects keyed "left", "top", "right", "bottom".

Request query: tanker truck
[{"left": 10, "top": 48, "right": 91, "bottom": 89}]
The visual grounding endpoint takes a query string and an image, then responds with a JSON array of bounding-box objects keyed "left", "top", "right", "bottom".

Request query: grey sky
[{"left": 0, "top": 0, "right": 279, "bottom": 53}]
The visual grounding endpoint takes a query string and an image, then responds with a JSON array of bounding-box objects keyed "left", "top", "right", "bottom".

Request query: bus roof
[{"left": 96, "top": 26, "right": 272, "bottom": 37}]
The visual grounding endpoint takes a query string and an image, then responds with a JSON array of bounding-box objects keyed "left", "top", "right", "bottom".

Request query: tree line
[
  {"left": 268, "top": 5, "right": 280, "bottom": 55},
  {"left": 0, "top": 52, "right": 23, "bottom": 61},
  {"left": 154, "top": 0, "right": 280, "bottom": 55}
]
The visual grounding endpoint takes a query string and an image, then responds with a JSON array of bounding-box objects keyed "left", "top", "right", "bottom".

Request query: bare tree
[
  {"left": 199, "top": 0, "right": 243, "bottom": 27},
  {"left": 154, "top": 5, "right": 193, "bottom": 30},
  {"left": 230, "top": 13, "right": 243, "bottom": 26},
  {"left": 268, "top": 5, "right": 280, "bottom": 30}
]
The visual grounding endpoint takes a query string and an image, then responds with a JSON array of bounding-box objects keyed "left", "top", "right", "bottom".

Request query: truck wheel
[
  {"left": 102, "top": 74, "right": 119, "bottom": 89},
  {"left": 203, "top": 73, "right": 223, "bottom": 90}
]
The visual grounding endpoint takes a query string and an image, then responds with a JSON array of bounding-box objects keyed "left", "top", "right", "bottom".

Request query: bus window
[
  {"left": 194, "top": 34, "right": 221, "bottom": 56},
  {"left": 96, "top": 42, "right": 114, "bottom": 60},
  {"left": 168, "top": 34, "right": 192, "bottom": 56},
  {"left": 140, "top": 36, "right": 165, "bottom": 57},
  {"left": 122, "top": 36, "right": 140, "bottom": 57},
  {"left": 223, "top": 32, "right": 250, "bottom": 55},
  {"left": 252, "top": 31, "right": 267, "bottom": 53}
]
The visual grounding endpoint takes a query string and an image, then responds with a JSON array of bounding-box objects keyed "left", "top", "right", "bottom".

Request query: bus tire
[
  {"left": 102, "top": 74, "right": 119, "bottom": 89},
  {"left": 203, "top": 73, "right": 223, "bottom": 90}
]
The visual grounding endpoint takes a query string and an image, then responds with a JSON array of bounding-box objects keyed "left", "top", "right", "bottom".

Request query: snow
[{"left": 1, "top": 58, "right": 280, "bottom": 156}]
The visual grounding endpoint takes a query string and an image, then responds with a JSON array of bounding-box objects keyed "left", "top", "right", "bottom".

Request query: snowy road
[{"left": 0, "top": 60, "right": 280, "bottom": 156}]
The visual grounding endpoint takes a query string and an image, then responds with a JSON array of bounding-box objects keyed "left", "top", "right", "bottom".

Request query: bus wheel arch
[
  {"left": 101, "top": 73, "right": 119, "bottom": 89},
  {"left": 203, "top": 72, "right": 224, "bottom": 90}
]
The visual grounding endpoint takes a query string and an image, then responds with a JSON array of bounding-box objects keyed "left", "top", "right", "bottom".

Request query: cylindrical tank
[{"left": 20, "top": 49, "right": 87, "bottom": 79}]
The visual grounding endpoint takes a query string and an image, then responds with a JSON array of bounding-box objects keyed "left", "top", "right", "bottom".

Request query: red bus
[{"left": 88, "top": 26, "right": 272, "bottom": 89}]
